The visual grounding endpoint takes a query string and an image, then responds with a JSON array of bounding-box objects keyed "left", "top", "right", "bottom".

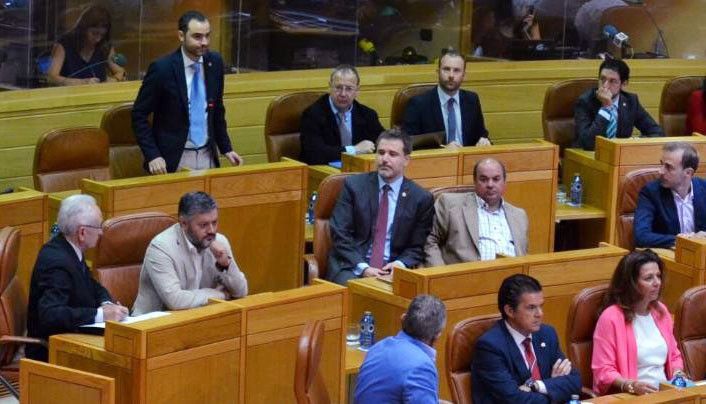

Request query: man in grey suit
[
  {"left": 132, "top": 192, "right": 248, "bottom": 315},
  {"left": 425, "top": 158, "right": 528, "bottom": 267},
  {"left": 327, "top": 128, "right": 434, "bottom": 285}
]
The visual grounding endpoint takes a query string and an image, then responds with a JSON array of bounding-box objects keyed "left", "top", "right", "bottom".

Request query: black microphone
[
  {"left": 602, "top": 25, "right": 630, "bottom": 48},
  {"left": 67, "top": 53, "right": 127, "bottom": 78}
]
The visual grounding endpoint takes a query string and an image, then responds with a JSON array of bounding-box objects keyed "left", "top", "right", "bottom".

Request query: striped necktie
[{"left": 606, "top": 105, "right": 617, "bottom": 139}]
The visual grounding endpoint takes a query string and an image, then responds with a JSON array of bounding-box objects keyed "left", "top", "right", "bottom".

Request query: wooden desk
[
  {"left": 660, "top": 236, "right": 706, "bottom": 310},
  {"left": 348, "top": 244, "right": 627, "bottom": 400},
  {"left": 20, "top": 358, "right": 115, "bottom": 404},
  {"left": 79, "top": 162, "right": 307, "bottom": 294},
  {"left": 587, "top": 384, "right": 706, "bottom": 403},
  {"left": 555, "top": 203, "right": 607, "bottom": 222},
  {"left": 0, "top": 188, "right": 47, "bottom": 295},
  {"left": 308, "top": 164, "right": 340, "bottom": 198}
]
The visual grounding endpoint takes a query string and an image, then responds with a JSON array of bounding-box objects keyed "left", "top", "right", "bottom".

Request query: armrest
[
  {"left": 304, "top": 254, "right": 319, "bottom": 285},
  {"left": 0, "top": 335, "right": 47, "bottom": 348},
  {"left": 580, "top": 386, "right": 598, "bottom": 399}
]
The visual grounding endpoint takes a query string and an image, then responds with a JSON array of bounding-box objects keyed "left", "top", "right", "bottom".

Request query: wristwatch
[{"left": 530, "top": 381, "right": 540, "bottom": 393}]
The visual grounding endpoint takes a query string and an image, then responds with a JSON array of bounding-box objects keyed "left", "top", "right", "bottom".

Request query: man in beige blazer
[
  {"left": 132, "top": 191, "right": 248, "bottom": 315},
  {"left": 425, "top": 158, "right": 528, "bottom": 267}
]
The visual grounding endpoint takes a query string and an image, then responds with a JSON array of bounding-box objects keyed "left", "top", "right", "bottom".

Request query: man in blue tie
[
  {"left": 574, "top": 58, "right": 663, "bottom": 151},
  {"left": 133, "top": 10, "right": 243, "bottom": 174}
]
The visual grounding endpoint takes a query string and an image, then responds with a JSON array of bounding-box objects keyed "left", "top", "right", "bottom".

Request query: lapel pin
[
  {"left": 402, "top": 192, "right": 407, "bottom": 198},
  {"left": 622, "top": 102, "right": 626, "bottom": 107},
  {"left": 540, "top": 342, "right": 546, "bottom": 348},
  {"left": 208, "top": 62, "right": 212, "bottom": 67}
]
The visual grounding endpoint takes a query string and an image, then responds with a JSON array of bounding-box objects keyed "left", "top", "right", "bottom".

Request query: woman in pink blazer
[{"left": 592, "top": 250, "right": 685, "bottom": 396}]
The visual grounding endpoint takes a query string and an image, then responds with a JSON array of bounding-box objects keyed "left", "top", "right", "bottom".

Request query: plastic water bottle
[
  {"left": 306, "top": 192, "right": 317, "bottom": 224},
  {"left": 359, "top": 311, "right": 375, "bottom": 351},
  {"left": 568, "top": 394, "right": 580, "bottom": 404},
  {"left": 672, "top": 374, "right": 687, "bottom": 388},
  {"left": 569, "top": 173, "right": 583, "bottom": 207}
]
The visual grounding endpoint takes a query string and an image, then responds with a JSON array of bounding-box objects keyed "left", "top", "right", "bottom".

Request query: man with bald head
[{"left": 425, "top": 158, "right": 528, "bottom": 266}]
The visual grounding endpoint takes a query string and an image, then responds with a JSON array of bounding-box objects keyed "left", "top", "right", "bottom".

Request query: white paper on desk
[{"left": 80, "top": 311, "right": 171, "bottom": 329}]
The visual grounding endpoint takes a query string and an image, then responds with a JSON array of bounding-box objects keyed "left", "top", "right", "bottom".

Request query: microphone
[
  {"left": 358, "top": 39, "right": 382, "bottom": 66},
  {"left": 67, "top": 53, "right": 127, "bottom": 78},
  {"left": 602, "top": 25, "right": 630, "bottom": 48}
]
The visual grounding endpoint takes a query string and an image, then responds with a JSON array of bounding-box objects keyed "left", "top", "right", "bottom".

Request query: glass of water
[{"left": 346, "top": 324, "right": 360, "bottom": 346}]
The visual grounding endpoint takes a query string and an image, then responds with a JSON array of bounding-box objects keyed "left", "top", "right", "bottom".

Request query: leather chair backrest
[
  {"left": 431, "top": 185, "right": 475, "bottom": 201},
  {"left": 0, "top": 227, "right": 26, "bottom": 366},
  {"left": 312, "top": 174, "right": 353, "bottom": 281},
  {"left": 674, "top": 286, "right": 706, "bottom": 380},
  {"left": 565, "top": 284, "right": 608, "bottom": 392},
  {"left": 93, "top": 212, "right": 176, "bottom": 309},
  {"left": 294, "top": 320, "right": 329, "bottom": 404},
  {"left": 100, "top": 103, "right": 146, "bottom": 179},
  {"left": 445, "top": 313, "right": 501, "bottom": 404},
  {"left": 600, "top": 6, "right": 656, "bottom": 55},
  {"left": 616, "top": 168, "right": 661, "bottom": 250},
  {"left": 659, "top": 76, "right": 703, "bottom": 136},
  {"left": 265, "top": 91, "right": 325, "bottom": 162},
  {"left": 33, "top": 127, "right": 111, "bottom": 192},
  {"left": 390, "top": 84, "right": 436, "bottom": 128},
  {"left": 411, "top": 131, "right": 445, "bottom": 150},
  {"left": 542, "top": 78, "right": 596, "bottom": 156}
]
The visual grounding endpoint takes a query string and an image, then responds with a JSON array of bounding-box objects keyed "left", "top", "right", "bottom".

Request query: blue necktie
[
  {"left": 189, "top": 62, "right": 207, "bottom": 147},
  {"left": 606, "top": 105, "right": 617, "bottom": 139},
  {"left": 447, "top": 98, "right": 457, "bottom": 144}
]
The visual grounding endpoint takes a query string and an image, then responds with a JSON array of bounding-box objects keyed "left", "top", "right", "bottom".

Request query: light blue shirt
[
  {"left": 598, "top": 95, "right": 620, "bottom": 122},
  {"left": 354, "top": 175, "right": 405, "bottom": 276},
  {"left": 354, "top": 331, "right": 438, "bottom": 404},
  {"left": 437, "top": 85, "right": 462, "bottom": 144},
  {"left": 328, "top": 96, "right": 357, "bottom": 155}
]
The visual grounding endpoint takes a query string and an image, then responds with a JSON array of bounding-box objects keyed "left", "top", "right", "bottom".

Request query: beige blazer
[
  {"left": 132, "top": 223, "right": 248, "bottom": 315},
  {"left": 424, "top": 192, "right": 528, "bottom": 267}
]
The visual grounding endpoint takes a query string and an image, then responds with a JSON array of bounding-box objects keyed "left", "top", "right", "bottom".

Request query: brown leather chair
[
  {"left": 100, "top": 103, "right": 146, "bottom": 179},
  {"left": 93, "top": 212, "right": 176, "bottom": 309},
  {"left": 565, "top": 284, "right": 609, "bottom": 398},
  {"left": 616, "top": 168, "right": 661, "bottom": 250},
  {"left": 431, "top": 184, "right": 475, "bottom": 201},
  {"left": 542, "top": 78, "right": 596, "bottom": 156},
  {"left": 674, "top": 285, "right": 706, "bottom": 380},
  {"left": 390, "top": 84, "right": 435, "bottom": 128},
  {"left": 294, "top": 320, "right": 329, "bottom": 404},
  {"left": 305, "top": 173, "right": 353, "bottom": 283},
  {"left": 600, "top": 6, "right": 659, "bottom": 55},
  {"left": 265, "top": 91, "right": 325, "bottom": 162},
  {"left": 659, "top": 76, "right": 703, "bottom": 136},
  {"left": 0, "top": 227, "right": 45, "bottom": 384},
  {"left": 33, "top": 127, "right": 111, "bottom": 192},
  {"left": 445, "top": 313, "right": 501, "bottom": 404}
]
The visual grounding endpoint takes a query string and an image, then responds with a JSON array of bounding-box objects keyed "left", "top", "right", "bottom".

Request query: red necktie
[
  {"left": 523, "top": 338, "right": 541, "bottom": 380},
  {"left": 369, "top": 185, "right": 391, "bottom": 268}
]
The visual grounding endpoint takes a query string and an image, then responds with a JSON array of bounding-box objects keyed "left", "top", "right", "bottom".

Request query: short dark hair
[
  {"left": 178, "top": 10, "right": 208, "bottom": 33},
  {"left": 402, "top": 295, "right": 447, "bottom": 342},
  {"left": 603, "top": 250, "right": 666, "bottom": 322},
  {"left": 178, "top": 191, "right": 217, "bottom": 219},
  {"left": 377, "top": 127, "right": 412, "bottom": 155},
  {"left": 330, "top": 64, "right": 360, "bottom": 86},
  {"left": 473, "top": 158, "right": 507, "bottom": 181},
  {"left": 663, "top": 142, "right": 699, "bottom": 171},
  {"left": 599, "top": 59, "right": 630, "bottom": 83},
  {"left": 498, "top": 274, "right": 542, "bottom": 320},
  {"left": 438, "top": 48, "right": 465, "bottom": 71}
]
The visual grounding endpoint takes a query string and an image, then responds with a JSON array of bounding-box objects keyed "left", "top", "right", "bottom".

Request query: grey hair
[
  {"left": 178, "top": 192, "right": 217, "bottom": 220},
  {"left": 57, "top": 194, "right": 99, "bottom": 236},
  {"left": 329, "top": 64, "right": 360, "bottom": 86},
  {"left": 402, "top": 295, "right": 447, "bottom": 342}
]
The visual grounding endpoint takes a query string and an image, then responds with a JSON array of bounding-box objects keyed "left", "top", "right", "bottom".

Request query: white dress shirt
[
  {"left": 505, "top": 321, "right": 548, "bottom": 394},
  {"left": 476, "top": 195, "right": 516, "bottom": 260},
  {"left": 633, "top": 313, "right": 668, "bottom": 388},
  {"left": 673, "top": 182, "right": 695, "bottom": 234}
]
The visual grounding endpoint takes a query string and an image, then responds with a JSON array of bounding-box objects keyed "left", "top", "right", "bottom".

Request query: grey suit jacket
[
  {"left": 132, "top": 223, "right": 248, "bottom": 315},
  {"left": 424, "top": 192, "right": 528, "bottom": 267}
]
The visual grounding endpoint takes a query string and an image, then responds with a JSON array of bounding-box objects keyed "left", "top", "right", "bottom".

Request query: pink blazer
[{"left": 591, "top": 302, "right": 683, "bottom": 395}]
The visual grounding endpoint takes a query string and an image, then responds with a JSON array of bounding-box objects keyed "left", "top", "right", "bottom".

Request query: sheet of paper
[{"left": 80, "top": 311, "right": 171, "bottom": 329}]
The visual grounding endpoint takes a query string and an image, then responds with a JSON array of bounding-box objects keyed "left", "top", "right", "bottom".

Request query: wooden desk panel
[
  {"left": 20, "top": 358, "right": 116, "bottom": 404},
  {"left": 660, "top": 237, "right": 706, "bottom": 311}
]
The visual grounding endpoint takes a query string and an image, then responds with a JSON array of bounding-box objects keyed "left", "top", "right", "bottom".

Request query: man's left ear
[{"left": 620, "top": 80, "right": 628, "bottom": 90}]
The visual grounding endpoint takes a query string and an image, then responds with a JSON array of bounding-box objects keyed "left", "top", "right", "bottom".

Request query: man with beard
[
  {"left": 327, "top": 128, "right": 434, "bottom": 285},
  {"left": 634, "top": 142, "right": 706, "bottom": 248},
  {"left": 403, "top": 49, "right": 490, "bottom": 148},
  {"left": 132, "top": 192, "right": 248, "bottom": 315}
]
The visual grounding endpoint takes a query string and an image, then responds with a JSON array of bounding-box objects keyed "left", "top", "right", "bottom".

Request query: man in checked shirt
[{"left": 424, "top": 158, "right": 528, "bottom": 266}]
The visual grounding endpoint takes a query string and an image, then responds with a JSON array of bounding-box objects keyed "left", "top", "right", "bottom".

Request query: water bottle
[
  {"left": 568, "top": 394, "right": 580, "bottom": 404},
  {"left": 672, "top": 374, "right": 687, "bottom": 388},
  {"left": 306, "top": 192, "right": 318, "bottom": 225},
  {"left": 359, "top": 311, "right": 375, "bottom": 351},
  {"left": 569, "top": 173, "right": 583, "bottom": 207}
]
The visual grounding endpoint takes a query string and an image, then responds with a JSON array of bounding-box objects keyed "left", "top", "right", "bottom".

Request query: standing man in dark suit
[
  {"left": 26, "top": 195, "right": 128, "bottom": 361},
  {"left": 635, "top": 142, "right": 706, "bottom": 248},
  {"left": 471, "top": 274, "right": 581, "bottom": 403},
  {"left": 299, "top": 65, "right": 385, "bottom": 165},
  {"left": 403, "top": 50, "right": 490, "bottom": 148},
  {"left": 574, "top": 58, "right": 663, "bottom": 151},
  {"left": 132, "top": 10, "right": 242, "bottom": 174},
  {"left": 327, "top": 128, "right": 434, "bottom": 285}
]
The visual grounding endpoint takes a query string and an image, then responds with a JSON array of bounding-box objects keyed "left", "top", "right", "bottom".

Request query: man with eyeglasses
[
  {"left": 299, "top": 64, "right": 385, "bottom": 165},
  {"left": 575, "top": 58, "right": 663, "bottom": 151},
  {"left": 26, "top": 195, "right": 128, "bottom": 361}
]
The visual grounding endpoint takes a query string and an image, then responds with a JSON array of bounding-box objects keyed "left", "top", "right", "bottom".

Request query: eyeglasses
[
  {"left": 81, "top": 224, "right": 103, "bottom": 231},
  {"left": 332, "top": 85, "right": 357, "bottom": 94}
]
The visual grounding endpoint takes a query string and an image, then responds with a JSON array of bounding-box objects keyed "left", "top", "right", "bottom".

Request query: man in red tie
[
  {"left": 326, "top": 128, "right": 434, "bottom": 285},
  {"left": 471, "top": 274, "right": 581, "bottom": 403}
]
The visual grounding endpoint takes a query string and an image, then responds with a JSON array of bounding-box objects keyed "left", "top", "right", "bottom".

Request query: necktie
[
  {"left": 523, "top": 338, "right": 542, "bottom": 380},
  {"left": 370, "top": 184, "right": 391, "bottom": 269},
  {"left": 606, "top": 105, "right": 617, "bottom": 139},
  {"left": 189, "top": 62, "right": 207, "bottom": 147},
  {"left": 338, "top": 111, "right": 352, "bottom": 147},
  {"left": 447, "top": 98, "right": 457, "bottom": 144}
]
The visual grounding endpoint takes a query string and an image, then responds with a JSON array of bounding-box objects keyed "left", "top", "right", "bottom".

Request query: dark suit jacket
[
  {"left": 132, "top": 48, "right": 234, "bottom": 173},
  {"left": 326, "top": 172, "right": 434, "bottom": 284},
  {"left": 299, "top": 95, "right": 385, "bottom": 165},
  {"left": 26, "top": 235, "right": 112, "bottom": 361},
  {"left": 574, "top": 88, "right": 664, "bottom": 151},
  {"left": 471, "top": 321, "right": 581, "bottom": 404},
  {"left": 634, "top": 178, "right": 706, "bottom": 248},
  {"left": 402, "top": 87, "right": 489, "bottom": 146}
]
